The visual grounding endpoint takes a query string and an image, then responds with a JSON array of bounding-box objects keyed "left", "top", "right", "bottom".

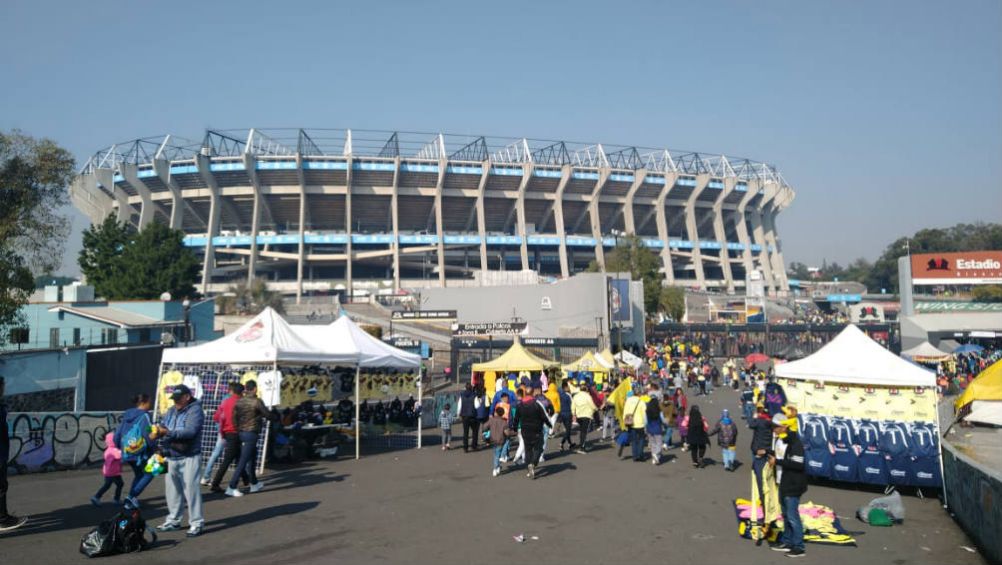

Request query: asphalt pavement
[{"left": 1, "top": 385, "right": 988, "bottom": 565}]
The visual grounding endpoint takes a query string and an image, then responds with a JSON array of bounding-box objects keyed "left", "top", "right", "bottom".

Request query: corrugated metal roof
[{"left": 47, "top": 306, "right": 177, "bottom": 329}]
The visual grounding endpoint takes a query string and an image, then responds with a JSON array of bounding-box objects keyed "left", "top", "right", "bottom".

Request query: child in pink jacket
[{"left": 90, "top": 432, "right": 124, "bottom": 506}]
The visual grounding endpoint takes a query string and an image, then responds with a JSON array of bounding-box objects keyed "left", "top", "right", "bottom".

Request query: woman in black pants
[{"left": 685, "top": 405, "right": 709, "bottom": 468}]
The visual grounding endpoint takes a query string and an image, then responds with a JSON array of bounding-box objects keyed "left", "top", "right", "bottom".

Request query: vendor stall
[
  {"left": 159, "top": 308, "right": 420, "bottom": 471},
  {"left": 471, "top": 340, "right": 559, "bottom": 397},
  {"left": 954, "top": 359, "right": 1002, "bottom": 426},
  {"left": 901, "top": 341, "right": 951, "bottom": 364},
  {"left": 776, "top": 325, "right": 943, "bottom": 492},
  {"left": 562, "top": 351, "right": 611, "bottom": 384}
]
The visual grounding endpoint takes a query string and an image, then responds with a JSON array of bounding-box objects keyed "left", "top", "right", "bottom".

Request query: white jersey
[
  {"left": 182, "top": 374, "right": 204, "bottom": 401},
  {"left": 257, "top": 370, "right": 284, "bottom": 407}
]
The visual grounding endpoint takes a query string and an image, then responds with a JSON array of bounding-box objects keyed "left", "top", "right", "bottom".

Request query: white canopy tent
[
  {"left": 776, "top": 325, "right": 936, "bottom": 387},
  {"left": 163, "top": 308, "right": 421, "bottom": 459},
  {"left": 614, "top": 349, "right": 644, "bottom": 370},
  {"left": 900, "top": 341, "right": 951, "bottom": 362}
]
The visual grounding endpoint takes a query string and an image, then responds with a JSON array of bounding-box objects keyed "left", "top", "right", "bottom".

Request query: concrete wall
[
  {"left": 4, "top": 411, "right": 122, "bottom": 474},
  {"left": 942, "top": 441, "right": 1002, "bottom": 564},
  {"left": 420, "top": 273, "right": 645, "bottom": 346}
]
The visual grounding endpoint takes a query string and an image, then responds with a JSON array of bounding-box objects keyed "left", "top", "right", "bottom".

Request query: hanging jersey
[
  {"left": 801, "top": 416, "right": 832, "bottom": 479},
  {"left": 828, "top": 418, "right": 857, "bottom": 483},
  {"left": 880, "top": 422, "right": 912, "bottom": 485},
  {"left": 855, "top": 420, "right": 887, "bottom": 485},
  {"left": 907, "top": 423, "right": 941, "bottom": 488},
  {"left": 182, "top": 374, "right": 204, "bottom": 401},
  {"left": 257, "top": 370, "right": 283, "bottom": 407},
  {"left": 157, "top": 371, "right": 184, "bottom": 415}
]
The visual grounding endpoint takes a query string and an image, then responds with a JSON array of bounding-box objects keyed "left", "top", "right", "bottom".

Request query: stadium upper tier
[{"left": 70, "top": 128, "right": 794, "bottom": 297}]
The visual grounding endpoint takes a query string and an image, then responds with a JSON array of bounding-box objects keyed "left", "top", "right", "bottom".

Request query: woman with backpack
[
  {"left": 709, "top": 408, "right": 739, "bottom": 471},
  {"left": 114, "top": 394, "right": 154, "bottom": 508},
  {"left": 683, "top": 405, "right": 710, "bottom": 468}
]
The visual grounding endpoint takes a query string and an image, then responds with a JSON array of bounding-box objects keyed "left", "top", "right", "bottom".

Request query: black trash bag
[{"left": 80, "top": 507, "right": 157, "bottom": 558}]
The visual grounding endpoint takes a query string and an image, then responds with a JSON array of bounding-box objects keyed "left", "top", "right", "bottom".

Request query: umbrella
[
  {"left": 954, "top": 344, "right": 984, "bottom": 354},
  {"left": 745, "top": 352, "right": 770, "bottom": 365}
]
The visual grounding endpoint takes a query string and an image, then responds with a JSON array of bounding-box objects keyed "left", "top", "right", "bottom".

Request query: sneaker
[
  {"left": 249, "top": 482, "right": 264, "bottom": 493},
  {"left": 652, "top": 455, "right": 659, "bottom": 465},
  {"left": 500, "top": 456, "right": 508, "bottom": 463},
  {"left": 0, "top": 515, "right": 28, "bottom": 532},
  {"left": 786, "top": 548, "right": 805, "bottom": 558},
  {"left": 90, "top": 496, "right": 101, "bottom": 507},
  {"left": 186, "top": 527, "right": 203, "bottom": 538},
  {"left": 156, "top": 521, "right": 182, "bottom": 532},
  {"left": 124, "top": 496, "right": 140, "bottom": 509},
  {"left": 200, "top": 478, "right": 211, "bottom": 486},
  {"left": 527, "top": 464, "right": 536, "bottom": 479},
  {"left": 770, "top": 542, "right": 791, "bottom": 552},
  {"left": 225, "top": 487, "right": 244, "bottom": 498},
  {"left": 492, "top": 468, "right": 500, "bottom": 477},
  {"left": 575, "top": 449, "right": 587, "bottom": 455}
]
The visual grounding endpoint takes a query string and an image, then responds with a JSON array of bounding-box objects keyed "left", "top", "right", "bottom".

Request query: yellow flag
[{"left": 606, "top": 377, "right": 633, "bottom": 430}]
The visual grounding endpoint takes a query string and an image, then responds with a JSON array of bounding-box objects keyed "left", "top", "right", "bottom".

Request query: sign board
[
  {"left": 390, "top": 310, "right": 457, "bottom": 321},
  {"left": 383, "top": 337, "right": 421, "bottom": 349},
  {"left": 452, "top": 337, "right": 598, "bottom": 349},
  {"left": 825, "top": 294, "right": 862, "bottom": 303},
  {"left": 451, "top": 321, "right": 527, "bottom": 336},
  {"left": 915, "top": 301, "right": 1002, "bottom": 312},
  {"left": 910, "top": 251, "right": 1002, "bottom": 285},
  {"left": 609, "top": 278, "right": 632, "bottom": 324}
]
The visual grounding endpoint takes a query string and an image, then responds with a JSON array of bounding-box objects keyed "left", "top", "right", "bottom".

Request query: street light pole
[{"left": 182, "top": 298, "right": 191, "bottom": 346}]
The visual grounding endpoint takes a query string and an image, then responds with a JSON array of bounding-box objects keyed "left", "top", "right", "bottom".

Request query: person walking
[
  {"left": 486, "top": 406, "right": 511, "bottom": 477},
  {"left": 0, "top": 376, "right": 28, "bottom": 532},
  {"left": 557, "top": 382, "right": 574, "bottom": 450},
  {"left": 645, "top": 384, "right": 664, "bottom": 465},
  {"left": 622, "top": 390, "right": 647, "bottom": 462},
  {"left": 660, "top": 391, "right": 678, "bottom": 450},
  {"left": 90, "top": 432, "right": 124, "bottom": 506},
  {"left": 154, "top": 384, "right": 205, "bottom": 537},
  {"left": 570, "top": 383, "right": 598, "bottom": 454},
  {"left": 709, "top": 408, "right": 739, "bottom": 471},
  {"left": 512, "top": 386, "right": 551, "bottom": 479},
  {"left": 456, "top": 384, "right": 481, "bottom": 452},
  {"left": 227, "top": 380, "right": 277, "bottom": 497},
  {"left": 204, "top": 382, "right": 246, "bottom": 488},
  {"left": 684, "top": 405, "right": 709, "bottom": 468},
  {"left": 115, "top": 393, "right": 155, "bottom": 509},
  {"left": 439, "top": 402, "right": 455, "bottom": 450},
  {"left": 769, "top": 415, "right": 807, "bottom": 558}
]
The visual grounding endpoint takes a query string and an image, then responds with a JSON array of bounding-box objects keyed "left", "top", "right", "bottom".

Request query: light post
[
  {"left": 610, "top": 229, "right": 626, "bottom": 353},
  {"left": 182, "top": 298, "right": 191, "bottom": 346}
]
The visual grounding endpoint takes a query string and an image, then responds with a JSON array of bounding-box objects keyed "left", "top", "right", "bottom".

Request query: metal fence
[{"left": 646, "top": 323, "right": 899, "bottom": 356}]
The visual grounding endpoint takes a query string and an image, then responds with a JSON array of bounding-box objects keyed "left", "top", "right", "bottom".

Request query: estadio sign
[{"left": 910, "top": 251, "right": 1002, "bottom": 285}]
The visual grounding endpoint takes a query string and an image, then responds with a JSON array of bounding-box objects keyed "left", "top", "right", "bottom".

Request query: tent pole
[
  {"left": 935, "top": 394, "right": 949, "bottom": 509},
  {"left": 417, "top": 366, "right": 423, "bottom": 450},
  {"left": 355, "top": 365, "right": 361, "bottom": 460}
]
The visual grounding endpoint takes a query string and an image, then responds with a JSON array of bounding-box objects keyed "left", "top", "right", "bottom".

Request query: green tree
[
  {"left": 588, "top": 233, "right": 662, "bottom": 314},
  {"left": 786, "top": 261, "right": 811, "bottom": 280},
  {"left": 972, "top": 285, "right": 1002, "bottom": 303},
  {"left": 0, "top": 130, "right": 75, "bottom": 345},
  {"left": 216, "top": 279, "right": 285, "bottom": 315},
  {"left": 659, "top": 285, "right": 686, "bottom": 321},
  {"left": 79, "top": 218, "right": 200, "bottom": 300}
]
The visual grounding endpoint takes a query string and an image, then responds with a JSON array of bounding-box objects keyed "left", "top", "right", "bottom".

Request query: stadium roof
[{"left": 79, "top": 128, "right": 790, "bottom": 186}]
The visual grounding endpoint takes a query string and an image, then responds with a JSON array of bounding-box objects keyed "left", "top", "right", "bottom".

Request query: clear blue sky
[{"left": 2, "top": 0, "right": 1000, "bottom": 276}]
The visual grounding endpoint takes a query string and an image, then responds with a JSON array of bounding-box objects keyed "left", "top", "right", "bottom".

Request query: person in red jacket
[{"left": 208, "top": 382, "right": 248, "bottom": 493}]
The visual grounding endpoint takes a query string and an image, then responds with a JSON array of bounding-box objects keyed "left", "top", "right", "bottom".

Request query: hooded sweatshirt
[
  {"left": 102, "top": 432, "right": 122, "bottom": 477},
  {"left": 114, "top": 407, "right": 152, "bottom": 461}
]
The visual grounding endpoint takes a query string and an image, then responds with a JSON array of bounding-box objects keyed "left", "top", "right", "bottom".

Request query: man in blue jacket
[
  {"left": 154, "top": 384, "right": 205, "bottom": 537},
  {"left": 0, "top": 376, "right": 28, "bottom": 532}
]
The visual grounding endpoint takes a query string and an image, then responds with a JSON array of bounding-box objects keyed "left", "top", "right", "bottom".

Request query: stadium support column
[
  {"left": 154, "top": 159, "right": 185, "bottom": 230},
  {"left": 714, "top": 178, "right": 736, "bottom": 293},
  {"left": 345, "top": 155, "right": 354, "bottom": 300},
  {"left": 95, "top": 168, "right": 130, "bottom": 224},
  {"left": 244, "top": 154, "right": 262, "bottom": 284},
  {"left": 295, "top": 153, "right": 307, "bottom": 303},
  {"left": 553, "top": 165, "right": 572, "bottom": 278},
  {"left": 515, "top": 163, "right": 533, "bottom": 271},
  {"left": 588, "top": 169, "right": 611, "bottom": 271},
  {"left": 474, "top": 164, "right": 489, "bottom": 276},
  {"left": 119, "top": 164, "right": 155, "bottom": 229},
  {"left": 685, "top": 174, "right": 710, "bottom": 290},
  {"left": 655, "top": 173, "right": 678, "bottom": 285},
  {"left": 734, "top": 179, "right": 757, "bottom": 285},
  {"left": 391, "top": 157, "right": 401, "bottom": 291},
  {"left": 622, "top": 170, "right": 646, "bottom": 234},
  {"left": 764, "top": 187, "right": 791, "bottom": 292},
  {"left": 195, "top": 154, "right": 222, "bottom": 294},
  {"left": 434, "top": 158, "right": 447, "bottom": 287},
  {"left": 748, "top": 184, "right": 776, "bottom": 295}
]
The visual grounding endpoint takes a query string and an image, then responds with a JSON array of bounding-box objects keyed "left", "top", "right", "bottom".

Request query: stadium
[{"left": 69, "top": 129, "right": 794, "bottom": 297}]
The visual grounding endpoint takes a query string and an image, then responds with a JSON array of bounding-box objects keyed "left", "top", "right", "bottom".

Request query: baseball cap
[
  {"left": 170, "top": 384, "right": 193, "bottom": 399},
  {"left": 771, "top": 413, "right": 788, "bottom": 427}
]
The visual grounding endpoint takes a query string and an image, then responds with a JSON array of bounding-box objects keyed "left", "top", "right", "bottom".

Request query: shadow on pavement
[
  {"left": 1, "top": 498, "right": 167, "bottom": 539},
  {"left": 204, "top": 501, "right": 320, "bottom": 533}
]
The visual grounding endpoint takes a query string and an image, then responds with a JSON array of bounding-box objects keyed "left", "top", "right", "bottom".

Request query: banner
[
  {"left": 911, "top": 251, "right": 1002, "bottom": 285},
  {"left": 609, "top": 278, "right": 631, "bottom": 324},
  {"left": 782, "top": 379, "right": 937, "bottom": 423}
]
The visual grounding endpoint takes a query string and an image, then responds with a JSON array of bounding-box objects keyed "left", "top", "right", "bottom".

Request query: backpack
[
  {"left": 79, "top": 508, "right": 156, "bottom": 558},
  {"left": 120, "top": 413, "right": 151, "bottom": 463}
]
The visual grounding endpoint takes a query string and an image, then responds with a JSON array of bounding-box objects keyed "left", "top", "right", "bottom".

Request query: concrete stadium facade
[{"left": 69, "top": 129, "right": 794, "bottom": 298}]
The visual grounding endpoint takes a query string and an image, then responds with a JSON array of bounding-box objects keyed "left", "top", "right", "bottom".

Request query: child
[
  {"left": 709, "top": 409, "right": 739, "bottom": 471},
  {"left": 439, "top": 403, "right": 455, "bottom": 450},
  {"left": 486, "top": 406, "right": 510, "bottom": 477},
  {"left": 91, "top": 432, "right": 124, "bottom": 506}
]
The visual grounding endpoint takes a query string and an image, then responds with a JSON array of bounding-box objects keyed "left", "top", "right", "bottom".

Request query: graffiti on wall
[{"left": 5, "top": 412, "right": 122, "bottom": 474}]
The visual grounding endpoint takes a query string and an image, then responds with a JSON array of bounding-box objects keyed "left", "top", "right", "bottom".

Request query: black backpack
[{"left": 79, "top": 507, "right": 156, "bottom": 558}]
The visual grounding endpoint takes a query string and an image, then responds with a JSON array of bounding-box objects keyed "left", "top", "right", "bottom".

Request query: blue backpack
[{"left": 120, "top": 413, "right": 151, "bottom": 463}]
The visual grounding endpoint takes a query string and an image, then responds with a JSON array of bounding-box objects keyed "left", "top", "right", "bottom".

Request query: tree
[
  {"left": 786, "top": 261, "right": 811, "bottom": 280},
  {"left": 216, "top": 279, "right": 285, "bottom": 316},
  {"left": 972, "top": 285, "right": 1002, "bottom": 303},
  {"left": 79, "top": 217, "right": 200, "bottom": 300},
  {"left": 588, "top": 233, "right": 662, "bottom": 314},
  {"left": 659, "top": 286, "right": 686, "bottom": 321},
  {"left": 0, "top": 130, "right": 75, "bottom": 345}
]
